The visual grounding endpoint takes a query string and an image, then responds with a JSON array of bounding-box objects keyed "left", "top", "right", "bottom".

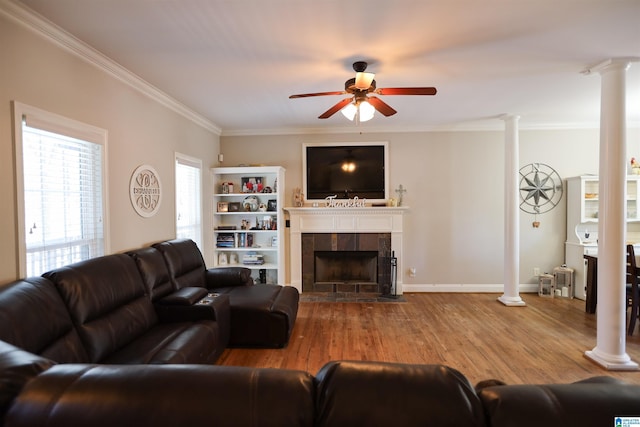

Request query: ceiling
[{"left": 13, "top": 0, "right": 640, "bottom": 136}]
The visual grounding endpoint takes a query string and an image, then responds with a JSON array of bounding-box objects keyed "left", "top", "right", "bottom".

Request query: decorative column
[
  {"left": 499, "top": 114, "right": 526, "bottom": 306},
  {"left": 585, "top": 59, "right": 638, "bottom": 370}
]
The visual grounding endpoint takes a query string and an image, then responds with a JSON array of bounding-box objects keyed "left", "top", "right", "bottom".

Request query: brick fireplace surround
[
  {"left": 302, "top": 233, "right": 391, "bottom": 293},
  {"left": 286, "top": 207, "right": 407, "bottom": 295}
]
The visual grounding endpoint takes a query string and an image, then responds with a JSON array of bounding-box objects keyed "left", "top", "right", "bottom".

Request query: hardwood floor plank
[{"left": 217, "top": 293, "right": 640, "bottom": 385}]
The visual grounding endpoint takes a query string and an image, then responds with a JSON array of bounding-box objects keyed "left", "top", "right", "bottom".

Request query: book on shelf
[
  {"left": 217, "top": 225, "right": 237, "bottom": 230},
  {"left": 216, "top": 233, "right": 235, "bottom": 248},
  {"left": 242, "top": 252, "right": 264, "bottom": 265},
  {"left": 237, "top": 232, "right": 254, "bottom": 248}
]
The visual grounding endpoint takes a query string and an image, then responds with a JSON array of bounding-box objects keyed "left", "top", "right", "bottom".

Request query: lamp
[{"left": 340, "top": 99, "right": 375, "bottom": 122}]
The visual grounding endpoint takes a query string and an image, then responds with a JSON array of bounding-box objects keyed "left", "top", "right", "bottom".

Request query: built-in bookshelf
[{"left": 211, "top": 166, "right": 285, "bottom": 285}]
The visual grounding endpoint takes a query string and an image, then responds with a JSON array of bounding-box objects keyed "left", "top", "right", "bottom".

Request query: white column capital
[
  {"left": 499, "top": 113, "right": 521, "bottom": 122},
  {"left": 582, "top": 57, "right": 638, "bottom": 75}
]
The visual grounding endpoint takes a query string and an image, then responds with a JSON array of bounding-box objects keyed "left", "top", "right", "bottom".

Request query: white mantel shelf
[{"left": 285, "top": 206, "right": 407, "bottom": 294}]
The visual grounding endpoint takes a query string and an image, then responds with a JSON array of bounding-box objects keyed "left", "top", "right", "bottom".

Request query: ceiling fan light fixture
[
  {"left": 341, "top": 102, "right": 357, "bottom": 121},
  {"left": 340, "top": 99, "right": 375, "bottom": 122},
  {"left": 354, "top": 71, "right": 375, "bottom": 90},
  {"left": 359, "top": 100, "right": 375, "bottom": 122}
]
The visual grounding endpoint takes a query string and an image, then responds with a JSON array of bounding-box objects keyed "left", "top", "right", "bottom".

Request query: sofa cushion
[
  {"left": 216, "top": 284, "right": 299, "bottom": 348},
  {"left": 102, "top": 321, "right": 221, "bottom": 364},
  {"left": 0, "top": 341, "right": 55, "bottom": 422},
  {"left": 127, "top": 246, "right": 175, "bottom": 301},
  {"left": 315, "top": 361, "right": 486, "bottom": 427},
  {"left": 43, "top": 254, "right": 159, "bottom": 362},
  {"left": 152, "top": 238, "right": 207, "bottom": 289},
  {"left": 0, "top": 278, "right": 88, "bottom": 363},
  {"left": 478, "top": 377, "right": 640, "bottom": 427},
  {"left": 6, "top": 364, "right": 316, "bottom": 427}
]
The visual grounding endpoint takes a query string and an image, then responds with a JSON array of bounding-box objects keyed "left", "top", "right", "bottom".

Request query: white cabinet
[
  {"left": 565, "top": 175, "right": 640, "bottom": 299},
  {"left": 567, "top": 175, "right": 640, "bottom": 245},
  {"left": 211, "top": 166, "right": 285, "bottom": 285}
]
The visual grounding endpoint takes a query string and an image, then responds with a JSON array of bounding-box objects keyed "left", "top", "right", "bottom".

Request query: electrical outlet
[
  {"left": 533, "top": 267, "right": 540, "bottom": 276},
  {"left": 409, "top": 268, "right": 416, "bottom": 277}
]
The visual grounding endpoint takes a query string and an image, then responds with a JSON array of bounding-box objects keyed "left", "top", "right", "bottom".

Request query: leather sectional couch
[
  {"left": 0, "top": 341, "right": 639, "bottom": 427},
  {"left": 0, "top": 238, "right": 299, "bottom": 366}
]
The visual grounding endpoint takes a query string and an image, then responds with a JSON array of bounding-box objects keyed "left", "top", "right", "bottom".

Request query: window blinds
[
  {"left": 175, "top": 155, "right": 202, "bottom": 249},
  {"left": 22, "top": 124, "right": 105, "bottom": 276}
]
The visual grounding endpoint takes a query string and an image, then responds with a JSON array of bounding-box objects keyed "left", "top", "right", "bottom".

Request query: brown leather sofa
[
  {"left": 1, "top": 341, "right": 639, "bottom": 427},
  {"left": 0, "top": 238, "right": 299, "bottom": 366}
]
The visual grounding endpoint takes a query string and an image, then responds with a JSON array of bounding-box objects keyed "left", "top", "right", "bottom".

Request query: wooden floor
[{"left": 217, "top": 293, "right": 640, "bottom": 386}]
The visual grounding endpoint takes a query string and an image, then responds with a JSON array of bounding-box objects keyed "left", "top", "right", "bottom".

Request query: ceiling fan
[{"left": 289, "top": 61, "right": 437, "bottom": 121}]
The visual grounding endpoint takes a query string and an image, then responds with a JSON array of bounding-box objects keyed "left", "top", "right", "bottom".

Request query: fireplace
[
  {"left": 285, "top": 206, "right": 407, "bottom": 294},
  {"left": 302, "top": 233, "right": 391, "bottom": 293},
  {"left": 315, "top": 251, "right": 378, "bottom": 286}
]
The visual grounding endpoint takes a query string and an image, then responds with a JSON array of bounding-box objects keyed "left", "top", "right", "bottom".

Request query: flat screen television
[{"left": 303, "top": 142, "right": 389, "bottom": 203}]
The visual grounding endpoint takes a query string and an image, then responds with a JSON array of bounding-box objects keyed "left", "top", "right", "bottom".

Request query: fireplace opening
[{"left": 314, "top": 251, "right": 378, "bottom": 285}]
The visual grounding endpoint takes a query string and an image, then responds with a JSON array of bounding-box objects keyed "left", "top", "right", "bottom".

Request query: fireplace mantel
[{"left": 285, "top": 207, "right": 407, "bottom": 294}]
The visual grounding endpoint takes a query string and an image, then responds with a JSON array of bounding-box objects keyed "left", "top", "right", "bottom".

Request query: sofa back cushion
[
  {"left": 6, "top": 364, "right": 316, "bottom": 427},
  {"left": 315, "top": 361, "right": 486, "bottom": 427},
  {"left": 478, "top": 378, "right": 640, "bottom": 427},
  {"left": 153, "top": 239, "right": 206, "bottom": 289},
  {"left": 0, "top": 340, "right": 55, "bottom": 423},
  {"left": 127, "top": 247, "right": 175, "bottom": 301},
  {"left": 43, "top": 254, "right": 157, "bottom": 363},
  {"left": 0, "top": 278, "right": 88, "bottom": 363}
]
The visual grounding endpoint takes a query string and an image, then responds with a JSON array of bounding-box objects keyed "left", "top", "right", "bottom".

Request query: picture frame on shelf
[
  {"left": 242, "top": 177, "right": 264, "bottom": 193},
  {"left": 228, "top": 202, "right": 241, "bottom": 212},
  {"left": 217, "top": 202, "right": 228, "bottom": 212}
]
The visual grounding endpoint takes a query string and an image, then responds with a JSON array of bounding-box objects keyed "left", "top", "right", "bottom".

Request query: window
[
  {"left": 13, "top": 102, "right": 109, "bottom": 277},
  {"left": 175, "top": 153, "right": 202, "bottom": 249}
]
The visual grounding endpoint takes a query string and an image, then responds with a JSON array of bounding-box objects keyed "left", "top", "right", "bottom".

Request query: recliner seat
[{"left": 153, "top": 238, "right": 299, "bottom": 347}]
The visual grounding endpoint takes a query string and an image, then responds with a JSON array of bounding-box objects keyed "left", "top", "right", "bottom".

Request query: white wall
[
  {"left": 2, "top": 6, "right": 638, "bottom": 289},
  {"left": 0, "top": 11, "right": 220, "bottom": 282},
  {"left": 220, "top": 128, "right": 640, "bottom": 289}
]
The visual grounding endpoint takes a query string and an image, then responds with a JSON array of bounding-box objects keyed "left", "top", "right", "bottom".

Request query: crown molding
[{"left": 0, "top": 0, "right": 222, "bottom": 136}]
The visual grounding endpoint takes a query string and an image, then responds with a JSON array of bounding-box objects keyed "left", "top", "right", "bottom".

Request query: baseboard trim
[{"left": 401, "top": 283, "right": 539, "bottom": 293}]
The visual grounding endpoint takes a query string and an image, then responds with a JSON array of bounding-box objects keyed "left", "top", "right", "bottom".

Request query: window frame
[
  {"left": 12, "top": 101, "right": 110, "bottom": 277},
  {"left": 174, "top": 152, "right": 203, "bottom": 250}
]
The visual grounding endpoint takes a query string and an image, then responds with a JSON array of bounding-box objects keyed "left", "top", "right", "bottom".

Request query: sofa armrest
[
  {"left": 154, "top": 294, "right": 230, "bottom": 324},
  {"left": 205, "top": 267, "right": 253, "bottom": 289},
  {"left": 156, "top": 287, "right": 208, "bottom": 306}
]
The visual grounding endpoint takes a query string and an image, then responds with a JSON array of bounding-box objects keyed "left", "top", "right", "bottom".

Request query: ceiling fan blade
[
  {"left": 318, "top": 98, "right": 353, "bottom": 119},
  {"left": 375, "top": 87, "right": 437, "bottom": 96},
  {"left": 368, "top": 96, "right": 397, "bottom": 117},
  {"left": 289, "top": 91, "right": 346, "bottom": 99}
]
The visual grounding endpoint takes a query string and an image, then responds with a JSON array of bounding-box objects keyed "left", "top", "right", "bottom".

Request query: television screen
[{"left": 304, "top": 143, "right": 387, "bottom": 201}]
